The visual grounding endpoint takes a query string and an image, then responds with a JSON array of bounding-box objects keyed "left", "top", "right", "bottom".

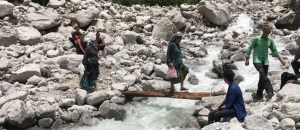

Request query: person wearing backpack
[{"left": 245, "top": 22, "right": 286, "bottom": 99}]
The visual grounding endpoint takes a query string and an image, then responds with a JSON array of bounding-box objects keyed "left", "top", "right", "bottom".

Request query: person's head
[
  {"left": 223, "top": 69, "right": 235, "bottom": 84},
  {"left": 96, "top": 32, "right": 100, "bottom": 39},
  {"left": 173, "top": 32, "right": 183, "bottom": 44},
  {"left": 75, "top": 26, "right": 80, "bottom": 32},
  {"left": 262, "top": 22, "right": 272, "bottom": 38}
]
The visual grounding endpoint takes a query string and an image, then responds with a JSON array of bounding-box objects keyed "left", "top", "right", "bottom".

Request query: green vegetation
[{"left": 112, "top": 0, "right": 201, "bottom": 6}]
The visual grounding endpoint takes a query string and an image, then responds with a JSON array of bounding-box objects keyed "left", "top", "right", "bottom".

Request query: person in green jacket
[
  {"left": 167, "top": 32, "right": 189, "bottom": 93},
  {"left": 245, "top": 22, "right": 286, "bottom": 99}
]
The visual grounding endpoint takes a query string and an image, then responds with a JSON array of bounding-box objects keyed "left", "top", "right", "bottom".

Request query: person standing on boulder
[
  {"left": 81, "top": 39, "right": 102, "bottom": 92},
  {"left": 208, "top": 69, "right": 246, "bottom": 124},
  {"left": 166, "top": 32, "right": 189, "bottom": 93},
  {"left": 245, "top": 22, "right": 286, "bottom": 99}
]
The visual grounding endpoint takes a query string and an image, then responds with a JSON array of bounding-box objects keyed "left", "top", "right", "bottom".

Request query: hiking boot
[{"left": 265, "top": 93, "right": 274, "bottom": 99}]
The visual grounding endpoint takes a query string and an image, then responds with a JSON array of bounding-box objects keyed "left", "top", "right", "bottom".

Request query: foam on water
[{"left": 73, "top": 14, "right": 295, "bottom": 130}]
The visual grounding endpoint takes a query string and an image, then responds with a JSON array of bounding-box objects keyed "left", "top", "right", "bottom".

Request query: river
[{"left": 71, "top": 14, "right": 295, "bottom": 130}]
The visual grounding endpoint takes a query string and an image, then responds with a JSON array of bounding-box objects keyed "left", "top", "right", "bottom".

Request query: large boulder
[
  {"left": 280, "top": 118, "right": 295, "bottom": 130},
  {"left": 75, "top": 6, "right": 100, "bottom": 27},
  {"left": 46, "top": 54, "right": 83, "bottom": 74},
  {"left": 142, "top": 62, "right": 155, "bottom": 76},
  {"left": 23, "top": 8, "right": 61, "bottom": 30},
  {"left": 35, "top": 102, "right": 56, "bottom": 119},
  {"left": 43, "top": 32, "right": 66, "bottom": 42},
  {"left": 197, "top": 1, "right": 232, "bottom": 26},
  {"left": 244, "top": 115, "right": 274, "bottom": 130},
  {"left": 277, "top": 84, "right": 300, "bottom": 100},
  {"left": 0, "top": 29, "right": 17, "bottom": 47},
  {"left": 141, "top": 80, "right": 170, "bottom": 92},
  {"left": 281, "top": 103, "right": 300, "bottom": 122},
  {"left": 0, "top": 100, "right": 36, "bottom": 129},
  {"left": 200, "top": 95, "right": 225, "bottom": 108},
  {"left": 121, "top": 31, "right": 138, "bottom": 45},
  {"left": 99, "top": 100, "right": 126, "bottom": 121},
  {"left": 276, "top": 10, "right": 295, "bottom": 25},
  {"left": 154, "top": 64, "right": 168, "bottom": 79},
  {"left": 10, "top": 64, "right": 41, "bottom": 83},
  {"left": 75, "top": 88, "right": 87, "bottom": 106},
  {"left": 123, "top": 75, "right": 137, "bottom": 86},
  {"left": 285, "top": 43, "right": 298, "bottom": 55},
  {"left": 16, "top": 26, "right": 43, "bottom": 45},
  {"left": 0, "top": 57, "right": 12, "bottom": 70},
  {"left": 0, "top": 1, "right": 13, "bottom": 17},
  {"left": 86, "top": 90, "right": 120, "bottom": 105},
  {"left": 91, "top": 19, "right": 106, "bottom": 32},
  {"left": 47, "top": 0, "right": 66, "bottom": 9},
  {"left": 0, "top": 91, "right": 28, "bottom": 107},
  {"left": 152, "top": 17, "right": 177, "bottom": 41}
]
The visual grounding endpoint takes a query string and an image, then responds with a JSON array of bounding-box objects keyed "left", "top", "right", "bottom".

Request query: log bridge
[{"left": 121, "top": 91, "right": 211, "bottom": 100}]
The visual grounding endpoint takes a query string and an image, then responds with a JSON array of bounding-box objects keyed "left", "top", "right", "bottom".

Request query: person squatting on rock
[
  {"left": 245, "top": 22, "right": 286, "bottom": 99},
  {"left": 291, "top": 38, "right": 300, "bottom": 79},
  {"left": 80, "top": 38, "right": 103, "bottom": 92},
  {"left": 69, "top": 26, "right": 86, "bottom": 54},
  {"left": 166, "top": 32, "right": 189, "bottom": 93},
  {"left": 208, "top": 69, "right": 247, "bottom": 124}
]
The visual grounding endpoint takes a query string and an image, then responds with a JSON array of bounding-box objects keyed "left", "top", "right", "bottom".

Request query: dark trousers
[
  {"left": 291, "top": 60, "right": 300, "bottom": 75},
  {"left": 254, "top": 63, "right": 273, "bottom": 98},
  {"left": 208, "top": 109, "right": 236, "bottom": 124}
]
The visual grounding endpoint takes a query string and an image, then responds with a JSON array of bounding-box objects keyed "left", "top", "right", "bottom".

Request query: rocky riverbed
[{"left": 0, "top": 0, "right": 300, "bottom": 129}]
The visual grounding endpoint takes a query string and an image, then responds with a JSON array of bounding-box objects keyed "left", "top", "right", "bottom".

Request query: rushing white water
[{"left": 72, "top": 14, "right": 295, "bottom": 130}]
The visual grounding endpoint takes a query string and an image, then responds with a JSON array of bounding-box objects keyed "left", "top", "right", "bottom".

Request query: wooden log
[{"left": 121, "top": 91, "right": 211, "bottom": 100}]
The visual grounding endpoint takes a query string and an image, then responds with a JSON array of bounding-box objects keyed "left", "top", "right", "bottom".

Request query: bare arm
[{"left": 78, "top": 40, "right": 85, "bottom": 53}]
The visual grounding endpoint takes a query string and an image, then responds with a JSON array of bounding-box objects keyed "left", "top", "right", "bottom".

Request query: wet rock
[
  {"left": 79, "top": 112, "right": 96, "bottom": 126},
  {"left": 211, "top": 85, "right": 226, "bottom": 96},
  {"left": 38, "top": 118, "right": 53, "bottom": 128},
  {"left": 231, "top": 51, "right": 245, "bottom": 61},
  {"left": 51, "top": 119, "right": 63, "bottom": 129},
  {"left": 180, "top": 116, "right": 200, "bottom": 128},
  {"left": 152, "top": 17, "right": 177, "bottom": 41},
  {"left": 86, "top": 90, "right": 119, "bottom": 105},
  {"left": 0, "top": 1, "right": 13, "bottom": 17},
  {"left": 16, "top": 26, "right": 43, "bottom": 45},
  {"left": 188, "top": 74, "right": 199, "bottom": 85},
  {"left": 141, "top": 80, "right": 170, "bottom": 92},
  {"left": 0, "top": 100, "right": 36, "bottom": 129},
  {"left": 244, "top": 115, "right": 274, "bottom": 130},
  {"left": 110, "top": 96, "right": 126, "bottom": 105},
  {"left": 99, "top": 100, "right": 126, "bottom": 121},
  {"left": 198, "top": 1, "right": 232, "bottom": 26},
  {"left": 285, "top": 43, "right": 298, "bottom": 55}
]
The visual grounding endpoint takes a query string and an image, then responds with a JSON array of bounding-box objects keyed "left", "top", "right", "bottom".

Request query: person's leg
[
  {"left": 180, "top": 69, "right": 188, "bottom": 90},
  {"left": 214, "top": 109, "right": 236, "bottom": 122},
  {"left": 208, "top": 111, "right": 217, "bottom": 124},
  {"left": 263, "top": 65, "right": 273, "bottom": 95},
  {"left": 170, "top": 81, "right": 175, "bottom": 93},
  {"left": 292, "top": 61, "right": 300, "bottom": 78},
  {"left": 254, "top": 63, "right": 265, "bottom": 99}
]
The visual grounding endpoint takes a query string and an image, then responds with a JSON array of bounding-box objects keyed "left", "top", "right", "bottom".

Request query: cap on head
[{"left": 174, "top": 32, "right": 183, "bottom": 38}]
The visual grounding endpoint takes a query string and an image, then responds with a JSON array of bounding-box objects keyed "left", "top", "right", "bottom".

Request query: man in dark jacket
[{"left": 208, "top": 69, "right": 247, "bottom": 124}]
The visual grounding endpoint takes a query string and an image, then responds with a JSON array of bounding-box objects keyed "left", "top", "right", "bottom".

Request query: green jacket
[{"left": 246, "top": 36, "right": 279, "bottom": 65}]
